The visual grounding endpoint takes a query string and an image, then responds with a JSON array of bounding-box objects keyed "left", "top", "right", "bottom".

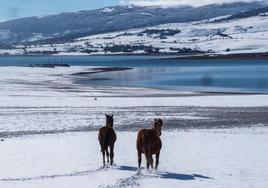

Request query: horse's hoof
[{"left": 151, "top": 169, "right": 157, "bottom": 174}]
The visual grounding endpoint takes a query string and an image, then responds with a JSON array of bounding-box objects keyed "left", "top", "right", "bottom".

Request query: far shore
[
  {"left": 1, "top": 52, "right": 268, "bottom": 60},
  {"left": 160, "top": 52, "right": 268, "bottom": 60}
]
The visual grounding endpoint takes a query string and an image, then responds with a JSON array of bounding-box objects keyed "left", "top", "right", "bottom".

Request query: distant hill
[
  {"left": 0, "top": 1, "right": 266, "bottom": 44},
  {"left": 217, "top": 6, "right": 268, "bottom": 22}
]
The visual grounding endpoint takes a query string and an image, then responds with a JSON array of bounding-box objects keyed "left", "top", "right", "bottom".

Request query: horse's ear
[
  {"left": 105, "top": 114, "right": 108, "bottom": 117},
  {"left": 111, "top": 114, "right": 114, "bottom": 118},
  {"left": 154, "top": 118, "right": 157, "bottom": 121},
  {"left": 159, "top": 119, "right": 163, "bottom": 126}
]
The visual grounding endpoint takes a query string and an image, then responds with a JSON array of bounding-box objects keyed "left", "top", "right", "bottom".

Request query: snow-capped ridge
[
  {"left": 2, "top": 13, "right": 268, "bottom": 56},
  {"left": 100, "top": 7, "right": 115, "bottom": 13},
  {"left": 0, "top": 1, "right": 266, "bottom": 45}
]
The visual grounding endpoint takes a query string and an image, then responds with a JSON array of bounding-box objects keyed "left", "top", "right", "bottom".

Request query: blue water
[{"left": 1, "top": 56, "right": 268, "bottom": 93}]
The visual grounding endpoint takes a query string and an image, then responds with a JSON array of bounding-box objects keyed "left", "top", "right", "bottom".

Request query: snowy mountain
[
  {"left": 0, "top": 2, "right": 266, "bottom": 45},
  {"left": 2, "top": 12, "right": 268, "bottom": 56},
  {"left": 0, "top": 2, "right": 268, "bottom": 55}
]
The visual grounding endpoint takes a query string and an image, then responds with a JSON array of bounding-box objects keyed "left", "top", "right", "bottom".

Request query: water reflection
[
  {"left": 75, "top": 64, "right": 268, "bottom": 93},
  {"left": 1, "top": 56, "right": 268, "bottom": 93}
]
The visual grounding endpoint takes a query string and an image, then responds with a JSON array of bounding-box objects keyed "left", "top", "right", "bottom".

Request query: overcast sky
[{"left": 0, "top": 0, "right": 265, "bottom": 21}]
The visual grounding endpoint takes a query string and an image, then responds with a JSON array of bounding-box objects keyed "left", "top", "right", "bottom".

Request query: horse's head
[
  {"left": 105, "top": 114, "right": 114, "bottom": 128},
  {"left": 153, "top": 118, "right": 163, "bottom": 136}
]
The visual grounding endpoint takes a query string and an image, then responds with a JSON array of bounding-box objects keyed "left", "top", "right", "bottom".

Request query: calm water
[{"left": 1, "top": 56, "right": 268, "bottom": 93}]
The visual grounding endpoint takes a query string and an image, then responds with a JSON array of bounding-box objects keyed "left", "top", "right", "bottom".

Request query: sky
[
  {"left": 120, "top": 0, "right": 265, "bottom": 7},
  {"left": 0, "top": 0, "right": 119, "bottom": 21},
  {"left": 0, "top": 0, "right": 265, "bottom": 22}
]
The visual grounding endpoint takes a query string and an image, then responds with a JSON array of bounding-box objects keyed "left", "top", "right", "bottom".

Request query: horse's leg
[
  {"left": 106, "top": 149, "right": 110, "bottom": 165},
  {"left": 145, "top": 154, "right": 154, "bottom": 170},
  {"left": 144, "top": 147, "right": 153, "bottom": 170},
  {"left": 150, "top": 155, "right": 154, "bottom": 169},
  {"left": 155, "top": 152, "right": 160, "bottom": 170},
  {"left": 138, "top": 150, "right": 142, "bottom": 171},
  {"left": 110, "top": 144, "right": 114, "bottom": 165},
  {"left": 101, "top": 150, "right": 105, "bottom": 167},
  {"left": 146, "top": 161, "right": 149, "bottom": 169}
]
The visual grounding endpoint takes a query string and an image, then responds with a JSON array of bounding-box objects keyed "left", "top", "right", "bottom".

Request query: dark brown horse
[
  {"left": 98, "top": 114, "right": 117, "bottom": 167},
  {"left": 136, "top": 118, "right": 163, "bottom": 171}
]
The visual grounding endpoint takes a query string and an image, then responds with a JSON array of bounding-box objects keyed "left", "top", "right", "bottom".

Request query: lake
[{"left": 0, "top": 55, "right": 268, "bottom": 93}]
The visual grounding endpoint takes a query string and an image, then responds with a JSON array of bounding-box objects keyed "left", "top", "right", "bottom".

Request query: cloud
[{"left": 119, "top": 0, "right": 265, "bottom": 7}]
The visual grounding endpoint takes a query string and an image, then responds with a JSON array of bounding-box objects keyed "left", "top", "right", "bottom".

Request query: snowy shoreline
[
  {"left": 1, "top": 52, "right": 268, "bottom": 59},
  {"left": 0, "top": 66, "right": 268, "bottom": 137}
]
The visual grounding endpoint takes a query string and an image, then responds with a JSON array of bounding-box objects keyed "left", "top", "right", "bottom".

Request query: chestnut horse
[
  {"left": 98, "top": 114, "right": 117, "bottom": 166},
  {"left": 136, "top": 118, "right": 163, "bottom": 171}
]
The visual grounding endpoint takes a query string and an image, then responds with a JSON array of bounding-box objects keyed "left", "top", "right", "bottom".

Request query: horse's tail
[
  {"left": 144, "top": 144, "right": 152, "bottom": 165},
  {"left": 143, "top": 131, "right": 153, "bottom": 166},
  {"left": 103, "top": 132, "right": 109, "bottom": 151},
  {"left": 99, "top": 128, "right": 109, "bottom": 152}
]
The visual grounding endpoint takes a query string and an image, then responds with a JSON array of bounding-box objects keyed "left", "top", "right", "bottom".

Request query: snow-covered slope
[
  {"left": 0, "top": 2, "right": 265, "bottom": 44},
  {"left": 4, "top": 14, "right": 268, "bottom": 55}
]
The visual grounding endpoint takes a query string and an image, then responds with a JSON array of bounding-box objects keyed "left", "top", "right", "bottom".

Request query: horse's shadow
[{"left": 118, "top": 165, "right": 212, "bottom": 181}]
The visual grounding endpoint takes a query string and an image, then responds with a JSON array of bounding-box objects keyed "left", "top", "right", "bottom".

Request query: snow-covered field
[
  {"left": 0, "top": 129, "right": 267, "bottom": 188},
  {"left": 0, "top": 66, "right": 268, "bottom": 187},
  {"left": 2, "top": 14, "right": 268, "bottom": 55}
]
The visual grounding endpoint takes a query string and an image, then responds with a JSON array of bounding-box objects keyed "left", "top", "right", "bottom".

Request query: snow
[
  {"left": 11, "top": 14, "right": 268, "bottom": 55},
  {"left": 101, "top": 7, "right": 115, "bottom": 13},
  {"left": 140, "top": 12, "right": 153, "bottom": 16},
  {"left": 0, "top": 66, "right": 268, "bottom": 187},
  {"left": 2, "top": 94, "right": 268, "bottom": 108},
  {"left": 193, "top": 15, "right": 231, "bottom": 24},
  {"left": 0, "top": 128, "right": 267, "bottom": 188},
  {"left": 0, "top": 30, "right": 11, "bottom": 39},
  {"left": 0, "top": 66, "right": 268, "bottom": 133}
]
